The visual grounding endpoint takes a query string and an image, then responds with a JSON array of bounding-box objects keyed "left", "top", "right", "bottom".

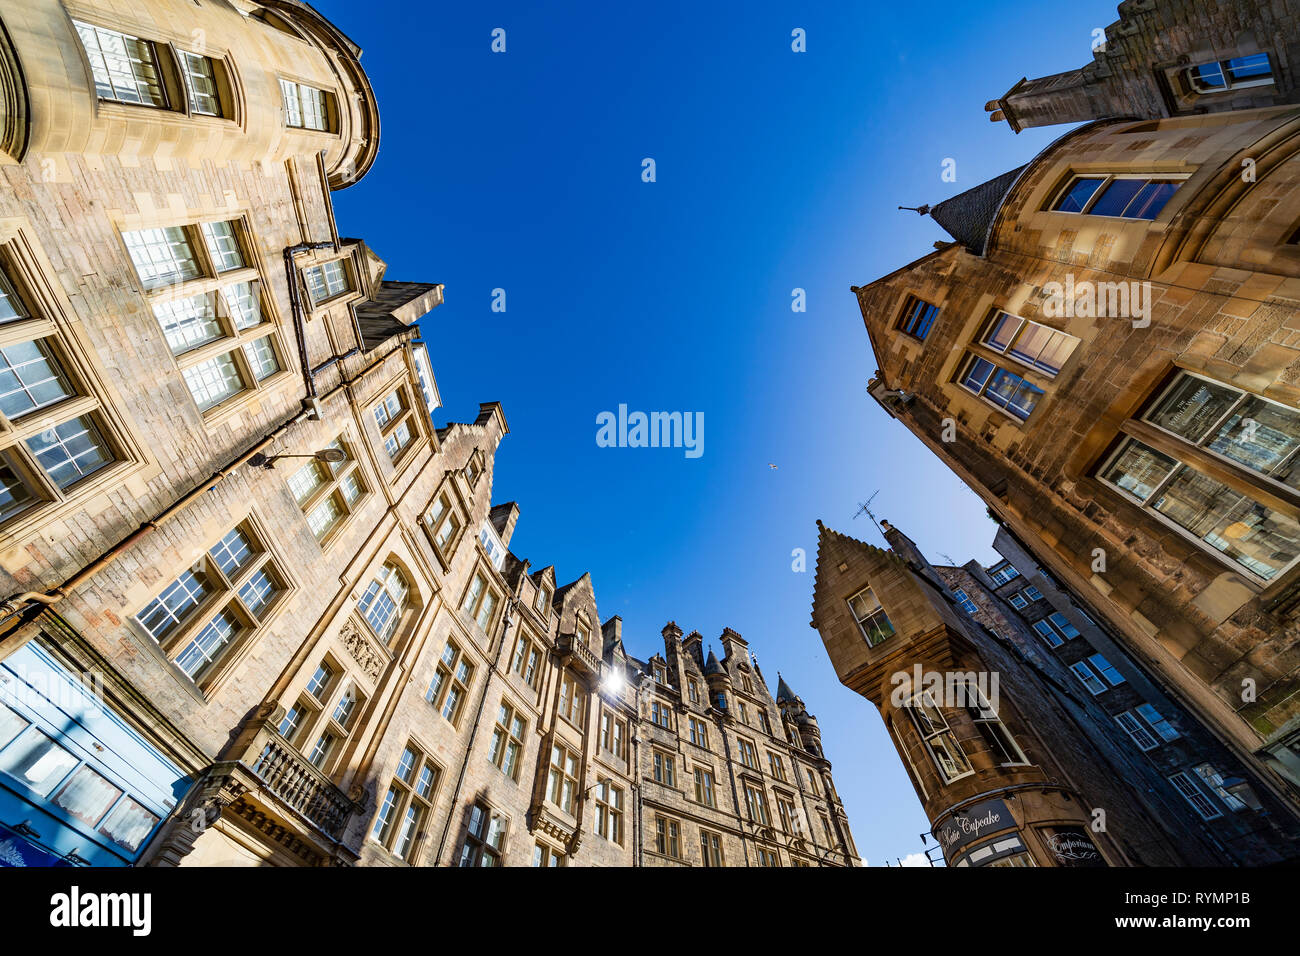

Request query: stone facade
[
  {"left": 0, "top": 0, "right": 855, "bottom": 868},
  {"left": 809, "top": 518, "right": 1300, "bottom": 865},
  {"left": 987, "top": 0, "right": 1300, "bottom": 131},
  {"left": 856, "top": 0, "right": 1300, "bottom": 817}
]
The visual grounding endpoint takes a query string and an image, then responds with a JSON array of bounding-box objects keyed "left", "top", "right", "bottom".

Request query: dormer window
[
  {"left": 303, "top": 259, "right": 351, "bottom": 306},
  {"left": 534, "top": 584, "right": 551, "bottom": 615}
]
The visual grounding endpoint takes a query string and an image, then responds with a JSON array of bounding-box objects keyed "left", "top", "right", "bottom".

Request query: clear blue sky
[{"left": 322, "top": 0, "right": 1114, "bottom": 866}]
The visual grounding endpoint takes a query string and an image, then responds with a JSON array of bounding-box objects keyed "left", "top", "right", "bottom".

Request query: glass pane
[
  {"left": 53, "top": 764, "right": 123, "bottom": 826},
  {"left": 97, "top": 795, "right": 160, "bottom": 853},
  {"left": 1153, "top": 467, "right": 1300, "bottom": 579},
  {"left": 0, "top": 458, "right": 35, "bottom": 520},
  {"left": 239, "top": 569, "right": 276, "bottom": 615},
  {"left": 242, "top": 336, "right": 279, "bottom": 381},
  {"left": 25, "top": 415, "right": 113, "bottom": 488},
  {"left": 1008, "top": 321, "right": 1054, "bottom": 367},
  {"left": 982, "top": 312, "right": 1020, "bottom": 353},
  {"left": 0, "top": 271, "right": 28, "bottom": 322},
  {"left": 136, "top": 568, "right": 211, "bottom": 640},
  {"left": 223, "top": 282, "right": 261, "bottom": 330},
  {"left": 153, "top": 292, "right": 222, "bottom": 354},
  {"left": 0, "top": 701, "right": 30, "bottom": 751},
  {"left": 1123, "top": 181, "right": 1180, "bottom": 220},
  {"left": 1034, "top": 330, "right": 1077, "bottom": 376},
  {"left": 1225, "top": 53, "right": 1271, "bottom": 82},
  {"left": 1100, "top": 439, "right": 1177, "bottom": 501},
  {"left": 1054, "top": 177, "right": 1104, "bottom": 213},
  {"left": 960, "top": 356, "right": 995, "bottom": 394},
  {"left": 986, "top": 368, "right": 1043, "bottom": 419},
  {"left": 123, "top": 226, "right": 199, "bottom": 288},
  {"left": 1207, "top": 396, "right": 1300, "bottom": 479},
  {"left": 1088, "top": 179, "right": 1146, "bottom": 218},
  {"left": 209, "top": 526, "right": 255, "bottom": 575},
  {"left": 1190, "top": 62, "right": 1226, "bottom": 89},
  {"left": 0, "top": 339, "right": 75, "bottom": 421},
  {"left": 0, "top": 727, "right": 78, "bottom": 796},
  {"left": 180, "top": 52, "right": 220, "bottom": 115},
  {"left": 183, "top": 352, "right": 244, "bottom": 409},
  {"left": 1144, "top": 375, "right": 1240, "bottom": 442}
]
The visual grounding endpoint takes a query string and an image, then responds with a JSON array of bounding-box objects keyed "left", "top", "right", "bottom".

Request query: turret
[
  {"left": 775, "top": 673, "right": 823, "bottom": 757},
  {"left": 703, "top": 648, "right": 732, "bottom": 718}
]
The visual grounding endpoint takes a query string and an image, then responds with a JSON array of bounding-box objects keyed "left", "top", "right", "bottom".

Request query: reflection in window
[
  {"left": 981, "top": 312, "right": 1078, "bottom": 377},
  {"left": 1051, "top": 175, "right": 1182, "bottom": 220},
  {"left": 958, "top": 354, "right": 1044, "bottom": 420}
]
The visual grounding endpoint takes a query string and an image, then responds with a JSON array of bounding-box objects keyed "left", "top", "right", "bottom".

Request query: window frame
[
  {"left": 427, "top": 641, "right": 475, "bottom": 726},
  {"left": 0, "top": 241, "right": 145, "bottom": 532},
  {"left": 372, "top": 384, "right": 420, "bottom": 467},
  {"left": 279, "top": 76, "right": 337, "bottom": 133},
  {"left": 846, "top": 586, "right": 895, "bottom": 647},
  {"left": 301, "top": 256, "right": 354, "bottom": 308},
  {"left": 288, "top": 434, "right": 369, "bottom": 547},
  {"left": 1047, "top": 173, "right": 1188, "bottom": 220},
  {"left": 654, "top": 814, "right": 681, "bottom": 859},
  {"left": 132, "top": 517, "right": 291, "bottom": 693},
  {"left": 356, "top": 560, "right": 411, "bottom": 647},
  {"left": 547, "top": 742, "right": 580, "bottom": 815},
  {"left": 121, "top": 216, "right": 289, "bottom": 422},
  {"left": 1094, "top": 370, "right": 1300, "bottom": 585},
  {"left": 511, "top": 631, "right": 542, "bottom": 690},
  {"left": 905, "top": 693, "right": 974, "bottom": 784},
  {"left": 458, "top": 800, "right": 508, "bottom": 867},
  {"left": 652, "top": 749, "right": 676, "bottom": 788},
  {"left": 371, "top": 741, "right": 441, "bottom": 863},
  {"left": 1169, "top": 770, "right": 1223, "bottom": 821},
  {"left": 693, "top": 766, "right": 717, "bottom": 808},
  {"left": 487, "top": 699, "right": 527, "bottom": 781},
  {"left": 459, "top": 568, "right": 503, "bottom": 637},
  {"left": 1185, "top": 52, "right": 1274, "bottom": 93},
  {"left": 895, "top": 294, "right": 940, "bottom": 342},
  {"left": 593, "top": 780, "right": 624, "bottom": 845},
  {"left": 955, "top": 351, "right": 1046, "bottom": 422}
]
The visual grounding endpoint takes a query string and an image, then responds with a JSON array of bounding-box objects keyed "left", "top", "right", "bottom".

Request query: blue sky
[{"left": 322, "top": 0, "right": 1115, "bottom": 866}]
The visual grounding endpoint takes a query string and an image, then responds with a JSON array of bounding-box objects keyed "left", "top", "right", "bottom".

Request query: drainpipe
[
  {"left": 283, "top": 241, "right": 337, "bottom": 416},
  {"left": 629, "top": 672, "right": 647, "bottom": 866}
]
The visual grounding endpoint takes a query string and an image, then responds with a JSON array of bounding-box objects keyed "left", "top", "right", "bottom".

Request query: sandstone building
[
  {"left": 0, "top": 0, "right": 855, "bottom": 868},
  {"left": 855, "top": 0, "right": 1300, "bottom": 814},
  {"left": 810, "top": 518, "right": 1300, "bottom": 865}
]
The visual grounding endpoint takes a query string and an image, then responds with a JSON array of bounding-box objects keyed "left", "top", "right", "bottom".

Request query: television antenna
[{"left": 852, "top": 490, "right": 886, "bottom": 542}]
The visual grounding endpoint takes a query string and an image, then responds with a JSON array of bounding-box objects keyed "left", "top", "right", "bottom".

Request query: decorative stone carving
[{"left": 338, "top": 617, "right": 384, "bottom": 681}]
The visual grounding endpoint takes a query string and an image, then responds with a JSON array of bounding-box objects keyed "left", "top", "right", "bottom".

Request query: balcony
[
  {"left": 556, "top": 631, "right": 601, "bottom": 678},
  {"left": 225, "top": 704, "right": 362, "bottom": 854}
]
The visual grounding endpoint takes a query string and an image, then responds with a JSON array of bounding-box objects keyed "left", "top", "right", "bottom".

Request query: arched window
[{"left": 358, "top": 562, "right": 410, "bottom": 643}]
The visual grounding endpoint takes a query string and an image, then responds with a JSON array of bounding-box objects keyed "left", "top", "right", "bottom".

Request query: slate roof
[{"left": 928, "top": 165, "right": 1027, "bottom": 256}]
